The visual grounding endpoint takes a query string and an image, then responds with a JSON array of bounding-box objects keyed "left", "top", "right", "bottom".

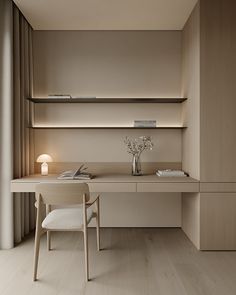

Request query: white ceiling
[{"left": 13, "top": 0, "right": 198, "bottom": 30}]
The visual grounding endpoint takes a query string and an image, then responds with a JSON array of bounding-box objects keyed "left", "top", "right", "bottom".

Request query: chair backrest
[{"left": 35, "top": 183, "right": 90, "bottom": 205}]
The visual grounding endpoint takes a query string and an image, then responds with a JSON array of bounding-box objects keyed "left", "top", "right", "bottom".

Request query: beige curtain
[
  {"left": 0, "top": 0, "right": 35, "bottom": 249},
  {"left": 0, "top": 0, "right": 14, "bottom": 249},
  {"left": 13, "top": 4, "right": 35, "bottom": 244}
]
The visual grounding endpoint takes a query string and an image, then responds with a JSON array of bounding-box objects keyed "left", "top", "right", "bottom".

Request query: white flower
[{"left": 124, "top": 136, "right": 154, "bottom": 156}]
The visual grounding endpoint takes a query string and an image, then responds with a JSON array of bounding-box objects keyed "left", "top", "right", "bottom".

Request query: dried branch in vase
[
  {"left": 124, "top": 136, "right": 154, "bottom": 156},
  {"left": 124, "top": 136, "right": 154, "bottom": 176}
]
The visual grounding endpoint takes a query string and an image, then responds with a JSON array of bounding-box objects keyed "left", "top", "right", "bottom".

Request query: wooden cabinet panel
[
  {"left": 200, "top": 193, "right": 236, "bottom": 250},
  {"left": 200, "top": 0, "right": 236, "bottom": 182},
  {"left": 200, "top": 183, "right": 236, "bottom": 193}
]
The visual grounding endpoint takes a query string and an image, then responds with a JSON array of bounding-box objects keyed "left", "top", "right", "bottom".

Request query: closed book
[
  {"left": 158, "top": 172, "right": 185, "bottom": 175},
  {"left": 156, "top": 170, "right": 187, "bottom": 177},
  {"left": 157, "top": 173, "right": 187, "bottom": 177}
]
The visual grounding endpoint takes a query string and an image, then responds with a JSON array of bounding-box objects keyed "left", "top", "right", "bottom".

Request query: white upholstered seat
[{"left": 42, "top": 207, "right": 94, "bottom": 230}]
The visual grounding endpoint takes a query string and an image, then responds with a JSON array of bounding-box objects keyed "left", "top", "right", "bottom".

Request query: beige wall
[
  {"left": 33, "top": 30, "right": 184, "bottom": 165},
  {"left": 33, "top": 31, "right": 182, "bottom": 97},
  {"left": 32, "top": 30, "right": 183, "bottom": 227},
  {"left": 34, "top": 103, "right": 182, "bottom": 128},
  {"left": 34, "top": 129, "right": 182, "bottom": 163},
  {"left": 181, "top": 3, "right": 200, "bottom": 180}
]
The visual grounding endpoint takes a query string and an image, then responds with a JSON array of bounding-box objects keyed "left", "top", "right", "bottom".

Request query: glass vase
[{"left": 132, "top": 154, "right": 142, "bottom": 176}]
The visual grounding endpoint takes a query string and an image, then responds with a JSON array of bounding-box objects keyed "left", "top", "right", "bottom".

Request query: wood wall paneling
[
  {"left": 181, "top": 2, "right": 200, "bottom": 180},
  {"left": 200, "top": 0, "right": 236, "bottom": 182},
  {"left": 200, "top": 182, "right": 236, "bottom": 193}
]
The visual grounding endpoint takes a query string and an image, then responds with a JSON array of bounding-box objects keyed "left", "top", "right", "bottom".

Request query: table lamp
[{"left": 36, "top": 154, "right": 53, "bottom": 176}]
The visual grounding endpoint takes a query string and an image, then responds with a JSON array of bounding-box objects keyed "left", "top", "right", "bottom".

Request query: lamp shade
[{"left": 36, "top": 154, "right": 53, "bottom": 163}]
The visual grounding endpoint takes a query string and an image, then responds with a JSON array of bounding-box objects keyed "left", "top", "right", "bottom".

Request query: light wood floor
[{"left": 1, "top": 228, "right": 236, "bottom": 295}]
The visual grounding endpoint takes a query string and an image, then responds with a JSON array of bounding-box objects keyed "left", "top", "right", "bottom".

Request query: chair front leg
[
  {"left": 95, "top": 197, "right": 100, "bottom": 251},
  {"left": 33, "top": 195, "right": 44, "bottom": 281}
]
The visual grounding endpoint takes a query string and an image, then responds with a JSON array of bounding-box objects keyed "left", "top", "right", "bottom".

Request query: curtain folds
[
  {"left": 0, "top": 0, "right": 35, "bottom": 249},
  {"left": 13, "top": 5, "right": 35, "bottom": 244},
  {"left": 0, "top": 0, "right": 14, "bottom": 250}
]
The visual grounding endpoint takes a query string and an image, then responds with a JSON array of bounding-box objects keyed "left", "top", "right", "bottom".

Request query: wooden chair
[{"left": 33, "top": 183, "right": 100, "bottom": 282}]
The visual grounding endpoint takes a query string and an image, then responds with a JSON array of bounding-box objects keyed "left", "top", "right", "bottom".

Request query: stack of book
[
  {"left": 134, "top": 120, "right": 156, "bottom": 128},
  {"left": 156, "top": 169, "right": 187, "bottom": 177},
  {"left": 77, "top": 96, "right": 96, "bottom": 99},
  {"left": 48, "top": 94, "right": 72, "bottom": 99}
]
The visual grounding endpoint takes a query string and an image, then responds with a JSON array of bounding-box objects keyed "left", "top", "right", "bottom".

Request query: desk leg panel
[{"left": 182, "top": 193, "right": 200, "bottom": 250}]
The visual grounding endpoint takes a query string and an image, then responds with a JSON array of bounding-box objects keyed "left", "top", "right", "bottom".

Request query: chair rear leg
[
  {"left": 83, "top": 193, "right": 89, "bottom": 281},
  {"left": 95, "top": 198, "right": 100, "bottom": 251},
  {"left": 47, "top": 231, "right": 51, "bottom": 251},
  {"left": 83, "top": 228, "right": 89, "bottom": 281}
]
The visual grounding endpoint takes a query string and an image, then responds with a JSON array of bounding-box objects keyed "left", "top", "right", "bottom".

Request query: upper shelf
[
  {"left": 27, "top": 97, "right": 187, "bottom": 104},
  {"left": 29, "top": 126, "right": 187, "bottom": 130}
]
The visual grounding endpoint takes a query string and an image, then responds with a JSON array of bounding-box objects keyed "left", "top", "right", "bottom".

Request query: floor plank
[{"left": 0, "top": 229, "right": 236, "bottom": 295}]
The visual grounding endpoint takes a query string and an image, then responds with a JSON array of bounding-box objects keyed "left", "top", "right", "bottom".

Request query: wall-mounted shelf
[
  {"left": 29, "top": 126, "right": 187, "bottom": 130},
  {"left": 27, "top": 98, "right": 187, "bottom": 104},
  {"left": 28, "top": 97, "right": 187, "bottom": 130}
]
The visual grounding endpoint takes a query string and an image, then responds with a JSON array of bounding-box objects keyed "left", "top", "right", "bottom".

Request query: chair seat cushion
[{"left": 42, "top": 207, "right": 94, "bottom": 230}]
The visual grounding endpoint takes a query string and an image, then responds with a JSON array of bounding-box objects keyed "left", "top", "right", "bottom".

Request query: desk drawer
[
  {"left": 137, "top": 182, "right": 199, "bottom": 193},
  {"left": 88, "top": 182, "right": 136, "bottom": 193}
]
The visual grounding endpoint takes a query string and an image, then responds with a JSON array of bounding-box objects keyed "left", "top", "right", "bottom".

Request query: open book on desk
[{"left": 57, "top": 165, "right": 93, "bottom": 180}]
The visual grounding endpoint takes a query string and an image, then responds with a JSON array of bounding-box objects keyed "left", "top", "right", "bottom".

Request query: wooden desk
[
  {"left": 11, "top": 174, "right": 199, "bottom": 193},
  {"left": 11, "top": 175, "right": 236, "bottom": 251},
  {"left": 11, "top": 174, "right": 202, "bottom": 249}
]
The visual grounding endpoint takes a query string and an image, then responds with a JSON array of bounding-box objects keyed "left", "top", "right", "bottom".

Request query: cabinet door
[{"left": 200, "top": 193, "right": 236, "bottom": 250}]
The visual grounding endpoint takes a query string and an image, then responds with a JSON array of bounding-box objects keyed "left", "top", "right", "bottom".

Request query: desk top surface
[{"left": 11, "top": 174, "right": 199, "bottom": 183}]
